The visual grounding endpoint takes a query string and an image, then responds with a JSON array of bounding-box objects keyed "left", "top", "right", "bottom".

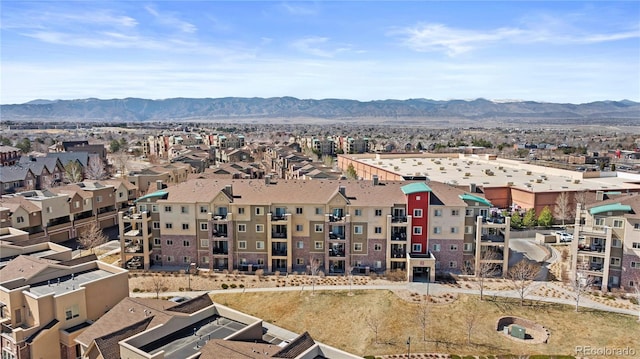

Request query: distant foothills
[{"left": 1, "top": 97, "right": 639, "bottom": 124}]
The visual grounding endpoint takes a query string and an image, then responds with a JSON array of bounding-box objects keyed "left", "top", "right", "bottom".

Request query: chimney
[
  {"left": 469, "top": 183, "right": 477, "bottom": 193},
  {"left": 224, "top": 184, "right": 233, "bottom": 197},
  {"left": 156, "top": 180, "right": 163, "bottom": 191},
  {"left": 339, "top": 186, "right": 346, "bottom": 197},
  {"left": 596, "top": 190, "right": 604, "bottom": 201},
  {"left": 372, "top": 175, "right": 379, "bottom": 186}
]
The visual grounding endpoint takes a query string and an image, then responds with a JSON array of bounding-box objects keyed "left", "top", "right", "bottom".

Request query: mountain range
[{"left": 1, "top": 97, "right": 639, "bottom": 124}]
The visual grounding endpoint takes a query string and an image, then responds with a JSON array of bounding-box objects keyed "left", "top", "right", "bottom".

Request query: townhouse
[
  {"left": 123, "top": 177, "right": 499, "bottom": 281},
  {"left": 0, "top": 255, "right": 128, "bottom": 359},
  {"left": 571, "top": 192, "right": 640, "bottom": 291}
]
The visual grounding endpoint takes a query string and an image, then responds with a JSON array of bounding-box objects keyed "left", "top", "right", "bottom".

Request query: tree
[
  {"left": 148, "top": 276, "right": 168, "bottom": 299},
  {"left": 537, "top": 206, "right": 554, "bottom": 228},
  {"left": 574, "top": 191, "right": 588, "bottom": 211},
  {"left": 309, "top": 256, "right": 323, "bottom": 296},
  {"left": 415, "top": 299, "right": 430, "bottom": 342},
  {"left": 630, "top": 274, "right": 640, "bottom": 322},
  {"left": 15, "top": 138, "right": 32, "bottom": 153},
  {"left": 364, "top": 313, "right": 382, "bottom": 344},
  {"left": 64, "top": 160, "right": 83, "bottom": 183},
  {"left": 510, "top": 212, "right": 523, "bottom": 229},
  {"left": 345, "top": 163, "right": 357, "bottom": 179},
  {"left": 78, "top": 222, "right": 107, "bottom": 254},
  {"left": 522, "top": 208, "right": 537, "bottom": 228},
  {"left": 345, "top": 264, "right": 354, "bottom": 296},
  {"left": 464, "top": 300, "right": 483, "bottom": 345},
  {"left": 571, "top": 270, "right": 594, "bottom": 312},
  {"left": 112, "top": 151, "right": 130, "bottom": 177},
  {"left": 477, "top": 251, "right": 500, "bottom": 300},
  {"left": 85, "top": 156, "right": 107, "bottom": 180},
  {"left": 109, "top": 139, "right": 121, "bottom": 153},
  {"left": 508, "top": 259, "right": 541, "bottom": 306},
  {"left": 554, "top": 192, "right": 573, "bottom": 227}
]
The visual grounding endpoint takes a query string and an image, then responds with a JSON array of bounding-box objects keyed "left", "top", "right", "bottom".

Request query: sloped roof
[
  {"left": 401, "top": 182, "right": 432, "bottom": 195},
  {"left": 166, "top": 294, "right": 212, "bottom": 314},
  {"left": 94, "top": 316, "right": 154, "bottom": 359},
  {"left": 0, "top": 166, "right": 35, "bottom": 182},
  {"left": 0, "top": 255, "right": 61, "bottom": 282},
  {"left": 589, "top": 203, "right": 633, "bottom": 215},
  {"left": 134, "top": 191, "right": 168, "bottom": 203},
  {"left": 459, "top": 193, "right": 493, "bottom": 207},
  {"left": 273, "top": 331, "right": 316, "bottom": 358}
]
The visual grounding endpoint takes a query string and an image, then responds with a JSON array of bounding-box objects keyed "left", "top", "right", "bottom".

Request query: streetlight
[{"left": 406, "top": 336, "right": 411, "bottom": 358}]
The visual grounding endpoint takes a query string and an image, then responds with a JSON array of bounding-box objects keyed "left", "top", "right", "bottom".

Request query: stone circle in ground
[{"left": 496, "top": 316, "right": 550, "bottom": 344}]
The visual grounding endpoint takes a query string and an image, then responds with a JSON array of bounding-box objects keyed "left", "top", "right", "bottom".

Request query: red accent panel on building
[{"left": 407, "top": 192, "right": 429, "bottom": 254}]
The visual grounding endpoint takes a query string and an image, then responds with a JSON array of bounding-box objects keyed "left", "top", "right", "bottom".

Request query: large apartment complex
[{"left": 121, "top": 177, "right": 508, "bottom": 281}]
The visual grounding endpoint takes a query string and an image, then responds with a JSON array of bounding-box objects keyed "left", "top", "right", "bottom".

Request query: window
[
  {"left": 181, "top": 206, "right": 188, "bottom": 214},
  {"left": 256, "top": 224, "right": 264, "bottom": 233},
  {"left": 433, "top": 227, "right": 442, "bottom": 234},
  {"left": 256, "top": 241, "right": 264, "bottom": 250},
  {"left": 166, "top": 256, "right": 174, "bottom": 262},
  {"left": 449, "top": 261, "right": 457, "bottom": 268},
  {"left": 152, "top": 205, "right": 158, "bottom": 212},
  {"left": 613, "top": 219, "right": 624, "bottom": 228},
  {"left": 315, "top": 241, "right": 323, "bottom": 250},
  {"left": 296, "top": 224, "right": 303, "bottom": 232},
  {"left": 46, "top": 206, "right": 53, "bottom": 213},
  {"left": 412, "top": 243, "right": 422, "bottom": 252},
  {"left": 374, "top": 226, "right": 382, "bottom": 234},
  {"left": 632, "top": 262, "right": 639, "bottom": 268},
  {"left": 466, "top": 226, "right": 475, "bottom": 234},
  {"left": 595, "top": 218, "right": 605, "bottom": 226},
  {"left": 255, "top": 207, "right": 263, "bottom": 215},
  {"left": 153, "top": 221, "right": 160, "bottom": 229},
  {"left": 165, "top": 223, "right": 173, "bottom": 229},
  {"left": 200, "top": 239, "right": 209, "bottom": 247},
  {"left": 633, "top": 242, "right": 640, "bottom": 249},
  {"left": 465, "top": 209, "right": 474, "bottom": 216},
  {"left": 297, "top": 258, "right": 304, "bottom": 265},
  {"left": 257, "top": 259, "right": 264, "bottom": 265},
  {"left": 375, "top": 209, "right": 382, "bottom": 216},
  {"left": 354, "top": 243, "right": 363, "bottom": 251},
  {"left": 200, "top": 205, "right": 209, "bottom": 213},
  {"left": 354, "top": 225, "right": 363, "bottom": 234},
  {"left": 374, "top": 243, "right": 382, "bottom": 251},
  {"left": 296, "top": 207, "right": 303, "bottom": 214},
  {"left": 201, "top": 256, "right": 209, "bottom": 263},
  {"left": 434, "top": 209, "right": 442, "bottom": 217},
  {"left": 451, "top": 209, "right": 460, "bottom": 216},
  {"left": 315, "top": 207, "right": 323, "bottom": 215},
  {"left": 139, "top": 205, "right": 147, "bottom": 212},
  {"left": 297, "top": 241, "right": 304, "bottom": 249},
  {"left": 183, "top": 240, "right": 190, "bottom": 247},
  {"left": 463, "top": 243, "right": 473, "bottom": 252},
  {"left": 238, "top": 241, "right": 247, "bottom": 249},
  {"left": 74, "top": 201, "right": 80, "bottom": 208},
  {"left": 354, "top": 209, "right": 362, "bottom": 216},
  {"left": 416, "top": 195, "right": 421, "bottom": 201},
  {"left": 413, "top": 209, "right": 423, "bottom": 217},
  {"left": 182, "top": 223, "right": 189, "bottom": 230},
  {"left": 154, "top": 238, "right": 161, "bottom": 246},
  {"left": 96, "top": 196, "right": 102, "bottom": 203},
  {"left": 635, "top": 223, "right": 640, "bottom": 230},
  {"left": 164, "top": 206, "right": 172, "bottom": 212},
  {"left": 238, "top": 224, "right": 246, "bottom": 232},
  {"left": 16, "top": 216, "right": 24, "bottom": 223},
  {"left": 375, "top": 260, "right": 382, "bottom": 269},
  {"left": 314, "top": 224, "right": 323, "bottom": 232},
  {"left": 432, "top": 244, "right": 441, "bottom": 252},
  {"left": 413, "top": 226, "right": 422, "bottom": 235},
  {"left": 166, "top": 239, "right": 173, "bottom": 245},
  {"left": 238, "top": 207, "right": 245, "bottom": 215},
  {"left": 451, "top": 227, "right": 459, "bottom": 234},
  {"left": 450, "top": 244, "right": 458, "bottom": 251},
  {"left": 65, "top": 305, "right": 79, "bottom": 320},
  {"left": 610, "top": 257, "right": 621, "bottom": 266},
  {"left": 612, "top": 239, "right": 622, "bottom": 248},
  {"left": 183, "top": 256, "right": 190, "bottom": 263},
  {"left": 200, "top": 223, "right": 208, "bottom": 231}
]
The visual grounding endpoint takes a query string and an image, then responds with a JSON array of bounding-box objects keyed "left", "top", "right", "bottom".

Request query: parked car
[
  {"left": 554, "top": 231, "right": 573, "bottom": 242},
  {"left": 168, "top": 296, "right": 191, "bottom": 303}
]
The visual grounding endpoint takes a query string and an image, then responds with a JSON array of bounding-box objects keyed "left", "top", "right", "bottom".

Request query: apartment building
[
  {"left": 124, "top": 177, "right": 496, "bottom": 282},
  {"left": 571, "top": 192, "right": 640, "bottom": 291},
  {"left": 0, "top": 256, "right": 128, "bottom": 359}
]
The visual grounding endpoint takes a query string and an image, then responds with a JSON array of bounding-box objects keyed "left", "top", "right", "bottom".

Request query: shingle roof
[
  {"left": 0, "top": 166, "right": 34, "bottom": 182},
  {"left": 166, "top": 294, "right": 213, "bottom": 314},
  {"left": 47, "top": 152, "right": 91, "bottom": 167},
  {"left": 0, "top": 255, "right": 61, "bottom": 282},
  {"left": 0, "top": 196, "right": 41, "bottom": 213},
  {"left": 273, "top": 331, "right": 316, "bottom": 358},
  {"left": 94, "top": 316, "right": 154, "bottom": 359}
]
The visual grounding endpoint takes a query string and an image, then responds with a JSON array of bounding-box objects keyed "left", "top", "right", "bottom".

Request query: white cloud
[
  {"left": 280, "top": 2, "right": 318, "bottom": 16},
  {"left": 144, "top": 5, "right": 197, "bottom": 33},
  {"left": 291, "top": 36, "right": 350, "bottom": 58}
]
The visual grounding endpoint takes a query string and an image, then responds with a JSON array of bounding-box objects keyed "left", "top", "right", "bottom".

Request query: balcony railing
[
  {"left": 329, "top": 249, "right": 345, "bottom": 257},
  {"left": 272, "top": 232, "right": 287, "bottom": 239},
  {"left": 211, "top": 214, "right": 228, "bottom": 221},
  {"left": 391, "top": 251, "right": 406, "bottom": 258},
  {"left": 212, "top": 247, "right": 229, "bottom": 255},
  {"left": 390, "top": 232, "right": 407, "bottom": 241},
  {"left": 329, "top": 232, "right": 345, "bottom": 240},
  {"left": 392, "top": 215, "right": 407, "bottom": 223},
  {"left": 578, "top": 244, "right": 605, "bottom": 253}
]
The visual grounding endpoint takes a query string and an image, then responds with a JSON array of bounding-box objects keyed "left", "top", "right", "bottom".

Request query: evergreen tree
[
  {"left": 537, "top": 206, "right": 554, "bottom": 227},
  {"left": 510, "top": 213, "right": 523, "bottom": 229},
  {"left": 523, "top": 208, "right": 537, "bottom": 228}
]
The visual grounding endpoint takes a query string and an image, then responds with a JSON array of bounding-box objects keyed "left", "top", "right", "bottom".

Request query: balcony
[
  {"left": 271, "top": 211, "right": 289, "bottom": 222},
  {"left": 391, "top": 250, "right": 406, "bottom": 259},
  {"left": 480, "top": 234, "right": 505, "bottom": 243},
  {"left": 329, "top": 244, "right": 345, "bottom": 257},
  {"left": 124, "top": 244, "right": 144, "bottom": 254},
  {"left": 213, "top": 241, "right": 229, "bottom": 255},
  {"left": 328, "top": 209, "right": 345, "bottom": 222},
  {"left": 271, "top": 232, "right": 287, "bottom": 239},
  {"left": 211, "top": 213, "right": 229, "bottom": 221},
  {"left": 272, "top": 243, "right": 288, "bottom": 257},
  {"left": 390, "top": 228, "right": 407, "bottom": 241},
  {"left": 392, "top": 215, "right": 407, "bottom": 223}
]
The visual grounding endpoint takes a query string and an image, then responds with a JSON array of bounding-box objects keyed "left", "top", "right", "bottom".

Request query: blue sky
[{"left": 1, "top": 1, "right": 639, "bottom": 104}]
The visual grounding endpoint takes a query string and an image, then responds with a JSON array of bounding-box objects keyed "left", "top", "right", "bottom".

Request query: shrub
[
  {"left": 230, "top": 283, "right": 237, "bottom": 289},
  {"left": 239, "top": 284, "right": 245, "bottom": 288},
  {"left": 132, "top": 288, "right": 140, "bottom": 292},
  {"left": 178, "top": 287, "right": 184, "bottom": 291},
  {"left": 450, "top": 355, "right": 462, "bottom": 359},
  {"left": 221, "top": 283, "right": 229, "bottom": 289},
  {"left": 630, "top": 297, "right": 639, "bottom": 305},
  {"left": 363, "top": 356, "right": 375, "bottom": 359}
]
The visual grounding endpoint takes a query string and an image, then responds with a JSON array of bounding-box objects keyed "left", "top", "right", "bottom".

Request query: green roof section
[
  {"left": 401, "top": 182, "right": 432, "bottom": 195},
  {"left": 459, "top": 193, "right": 492, "bottom": 207},
  {"left": 589, "top": 203, "right": 632, "bottom": 215},
  {"left": 134, "top": 191, "right": 168, "bottom": 203}
]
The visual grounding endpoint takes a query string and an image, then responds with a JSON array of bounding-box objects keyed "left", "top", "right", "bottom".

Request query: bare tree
[
  {"left": 571, "top": 270, "right": 594, "bottom": 312},
  {"left": 477, "top": 251, "right": 500, "bottom": 301},
  {"left": 345, "top": 264, "right": 354, "bottom": 296},
  {"left": 574, "top": 190, "right": 588, "bottom": 210},
  {"left": 85, "top": 156, "right": 107, "bottom": 180},
  {"left": 309, "top": 256, "right": 323, "bottom": 296},
  {"left": 554, "top": 191, "right": 573, "bottom": 227},
  {"left": 464, "top": 300, "right": 483, "bottom": 345},
  {"left": 628, "top": 273, "right": 640, "bottom": 322},
  {"left": 415, "top": 299, "right": 430, "bottom": 342},
  {"left": 148, "top": 276, "right": 168, "bottom": 299},
  {"left": 64, "top": 160, "right": 83, "bottom": 183},
  {"left": 364, "top": 313, "right": 382, "bottom": 344},
  {"left": 111, "top": 150, "right": 131, "bottom": 178},
  {"left": 78, "top": 222, "right": 107, "bottom": 254},
  {"left": 508, "top": 259, "right": 541, "bottom": 306}
]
